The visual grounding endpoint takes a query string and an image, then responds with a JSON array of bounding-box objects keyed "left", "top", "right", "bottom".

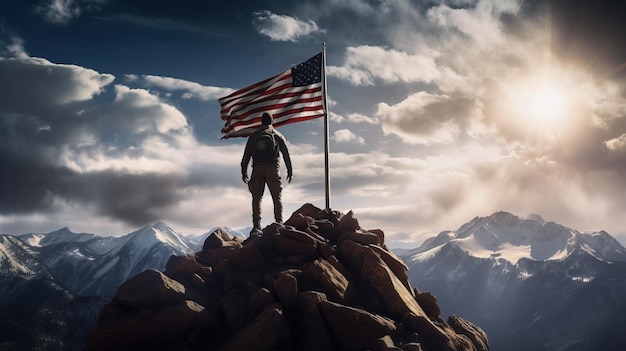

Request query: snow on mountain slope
[
  {"left": 125, "top": 221, "right": 191, "bottom": 252},
  {"left": 28, "top": 222, "right": 198, "bottom": 296},
  {"left": 401, "top": 211, "right": 626, "bottom": 351},
  {"left": 0, "top": 235, "right": 45, "bottom": 276},
  {"left": 18, "top": 227, "right": 97, "bottom": 247},
  {"left": 8, "top": 222, "right": 253, "bottom": 297},
  {"left": 408, "top": 211, "right": 626, "bottom": 264},
  {"left": 0, "top": 235, "right": 73, "bottom": 318}
]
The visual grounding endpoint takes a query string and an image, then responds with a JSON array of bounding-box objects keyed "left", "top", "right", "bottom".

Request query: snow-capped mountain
[
  {"left": 0, "top": 222, "right": 246, "bottom": 350},
  {"left": 409, "top": 211, "right": 626, "bottom": 264},
  {"left": 12, "top": 222, "right": 245, "bottom": 297},
  {"left": 19, "top": 227, "right": 98, "bottom": 247},
  {"left": 21, "top": 222, "right": 191, "bottom": 296},
  {"left": 0, "top": 234, "right": 72, "bottom": 316},
  {"left": 402, "top": 211, "right": 626, "bottom": 351}
]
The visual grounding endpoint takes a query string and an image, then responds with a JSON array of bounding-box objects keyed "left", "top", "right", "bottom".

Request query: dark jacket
[{"left": 241, "top": 126, "right": 292, "bottom": 176}]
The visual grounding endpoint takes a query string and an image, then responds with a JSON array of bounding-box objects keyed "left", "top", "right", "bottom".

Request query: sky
[{"left": 1, "top": 0, "right": 626, "bottom": 247}]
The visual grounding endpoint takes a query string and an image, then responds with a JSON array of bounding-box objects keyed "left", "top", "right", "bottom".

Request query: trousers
[{"left": 248, "top": 164, "right": 283, "bottom": 228}]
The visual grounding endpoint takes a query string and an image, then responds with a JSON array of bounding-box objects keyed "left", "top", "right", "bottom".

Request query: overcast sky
[{"left": 1, "top": 0, "right": 626, "bottom": 246}]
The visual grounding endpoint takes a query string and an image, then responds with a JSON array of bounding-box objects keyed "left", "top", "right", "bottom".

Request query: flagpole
[{"left": 322, "top": 43, "right": 331, "bottom": 211}]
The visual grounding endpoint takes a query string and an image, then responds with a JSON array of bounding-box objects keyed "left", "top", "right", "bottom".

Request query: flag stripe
[
  {"left": 219, "top": 52, "right": 324, "bottom": 139},
  {"left": 224, "top": 102, "right": 324, "bottom": 133},
  {"left": 221, "top": 85, "right": 321, "bottom": 122},
  {"left": 221, "top": 92, "right": 323, "bottom": 132},
  {"left": 219, "top": 72, "right": 291, "bottom": 114}
]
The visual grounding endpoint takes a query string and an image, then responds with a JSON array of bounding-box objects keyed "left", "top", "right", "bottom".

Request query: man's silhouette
[{"left": 241, "top": 112, "right": 292, "bottom": 232}]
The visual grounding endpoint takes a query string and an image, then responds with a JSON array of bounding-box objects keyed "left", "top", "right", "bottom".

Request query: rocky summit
[{"left": 85, "top": 203, "right": 488, "bottom": 351}]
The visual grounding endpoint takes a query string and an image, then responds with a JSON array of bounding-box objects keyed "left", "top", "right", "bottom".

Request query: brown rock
[
  {"left": 290, "top": 203, "right": 324, "bottom": 218},
  {"left": 361, "top": 249, "right": 452, "bottom": 346},
  {"left": 305, "top": 227, "right": 330, "bottom": 243},
  {"left": 303, "top": 258, "right": 349, "bottom": 302},
  {"left": 326, "top": 254, "right": 355, "bottom": 282},
  {"left": 318, "top": 243, "right": 336, "bottom": 259},
  {"left": 202, "top": 227, "right": 242, "bottom": 250},
  {"left": 370, "top": 244, "right": 412, "bottom": 293},
  {"left": 360, "top": 249, "right": 424, "bottom": 320},
  {"left": 333, "top": 210, "right": 360, "bottom": 237},
  {"left": 114, "top": 269, "right": 186, "bottom": 308},
  {"left": 340, "top": 229, "right": 381, "bottom": 246},
  {"left": 313, "top": 218, "right": 335, "bottom": 234},
  {"left": 222, "top": 304, "right": 290, "bottom": 351},
  {"left": 284, "top": 212, "right": 312, "bottom": 229},
  {"left": 248, "top": 287, "right": 276, "bottom": 316},
  {"left": 337, "top": 239, "right": 369, "bottom": 274},
  {"left": 196, "top": 246, "right": 238, "bottom": 266},
  {"left": 281, "top": 227, "right": 319, "bottom": 245},
  {"left": 164, "top": 254, "right": 201, "bottom": 277},
  {"left": 448, "top": 315, "right": 489, "bottom": 351},
  {"left": 296, "top": 291, "right": 336, "bottom": 351},
  {"left": 320, "top": 299, "right": 398, "bottom": 351},
  {"left": 402, "top": 313, "right": 450, "bottom": 346},
  {"left": 86, "top": 300, "right": 208, "bottom": 351},
  {"left": 198, "top": 265, "right": 213, "bottom": 279},
  {"left": 221, "top": 288, "right": 251, "bottom": 332},
  {"left": 369, "top": 228, "right": 385, "bottom": 245},
  {"left": 274, "top": 233, "right": 318, "bottom": 259},
  {"left": 275, "top": 272, "right": 299, "bottom": 315},
  {"left": 401, "top": 342, "right": 424, "bottom": 351},
  {"left": 229, "top": 243, "right": 265, "bottom": 270},
  {"left": 378, "top": 336, "right": 407, "bottom": 351},
  {"left": 188, "top": 273, "right": 206, "bottom": 287},
  {"left": 415, "top": 291, "right": 441, "bottom": 320}
]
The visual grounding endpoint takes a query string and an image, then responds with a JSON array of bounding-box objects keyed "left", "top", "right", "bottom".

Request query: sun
[
  {"left": 525, "top": 84, "right": 567, "bottom": 126},
  {"left": 500, "top": 68, "right": 576, "bottom": 139}
]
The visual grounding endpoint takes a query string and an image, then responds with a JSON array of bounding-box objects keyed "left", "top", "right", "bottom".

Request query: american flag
[{"left": 219, "top": 52, "right": 325, "bottom": 139}]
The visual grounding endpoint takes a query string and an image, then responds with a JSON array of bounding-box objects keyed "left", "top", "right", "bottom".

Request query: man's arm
[
  {"left": 276, "top": 133, "right": 293, "bottom": 183},
  {"left": 241, "top": 138, "right": 253, "bottom": 184}
]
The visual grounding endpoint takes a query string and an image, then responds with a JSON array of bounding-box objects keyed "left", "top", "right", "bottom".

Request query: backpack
[{"left": 251, "top": 129, "right": 278, "bottom": 164}]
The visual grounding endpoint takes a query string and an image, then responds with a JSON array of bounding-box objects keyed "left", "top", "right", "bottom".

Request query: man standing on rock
[{"left": 241, "top": 112, "right": 293, "bottom": 233}]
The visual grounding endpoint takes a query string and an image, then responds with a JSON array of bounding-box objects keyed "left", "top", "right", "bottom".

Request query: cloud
[
  {"left": 129, "top": 74, "right": 235, "bottom": 101},
  {"left": 0, "top": 52, "right": 214, "bottom": 227},
  {"left": 332, "top": 129, "right": 365, "bottom": 144},
  {"left": 376, "top": 92, "right": 477, "bottom": 145},
  {"left": 34, "top": 0, "right": 108, "bottom": 24},
  {"left": 0, "top": 56, "right": 114, "bottom": 110},
  {"left": 605, "top": 134, "right": 626, "bottom": 151},
  {"left": 330, "top": 112, "right": 379, "bottom": 125},
  {"left": 111, "top": 85, "right": 189, "bottom": 134},
  {"left": 253, "top": 10, "right": 324, "bottom": 42},
  {"left": 345, "top": 113, "right": 379, "bottom": 125},
  {"left": 327, "top": 45, "right": 453, "bottom": 86},
  {"left": 0, "top": 36, "right": 29, "bottom": 59}
]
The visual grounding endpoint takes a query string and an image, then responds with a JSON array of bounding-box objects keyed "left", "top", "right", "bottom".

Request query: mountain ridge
[
  {"left": 408, "top": 211, "right": 626, "bottom": 265},
  {"left": 3, "top": 210, "right": 626, "bottom": 350},
  {"left": 401, "top": 210, "right": 626, "bottom": 351}
]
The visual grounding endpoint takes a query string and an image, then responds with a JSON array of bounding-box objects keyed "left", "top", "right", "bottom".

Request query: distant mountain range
[
  {"left": 0, "top": 222, "right": 245, "bottom": 350},
  {"left": 400, "top": 211, "right": 626, "bottom": 351},
  {"left": 3, "top": 212, "right": 626, "bottom": 350}
]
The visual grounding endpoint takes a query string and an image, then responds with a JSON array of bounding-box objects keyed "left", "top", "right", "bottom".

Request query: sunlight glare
[{"left": 526, "top": 85, "right": 567, "bottom": 125}]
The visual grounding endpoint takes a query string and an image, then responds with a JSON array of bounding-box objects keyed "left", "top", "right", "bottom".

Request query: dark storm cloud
[
  {"left": 0, "top": 145, "right": 186, "bottom": 225},
  {"left": 0, "top": 57, "right": 114, "bottom": 112},
  {"left": 0, "top": 51, "right": 216, "bottom": 227}
]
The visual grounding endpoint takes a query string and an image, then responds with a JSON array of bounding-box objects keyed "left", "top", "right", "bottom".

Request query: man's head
[{"left": 261, "top": 112, "right": 273, "bottom": 126}]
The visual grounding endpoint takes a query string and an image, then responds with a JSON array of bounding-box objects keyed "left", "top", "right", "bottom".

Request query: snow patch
[
  {"left": 410, "top": 245, "right": 443, "bottom": 262},
  {"left": 24, "top": 234, "right": 45, "bottom": 247}
]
